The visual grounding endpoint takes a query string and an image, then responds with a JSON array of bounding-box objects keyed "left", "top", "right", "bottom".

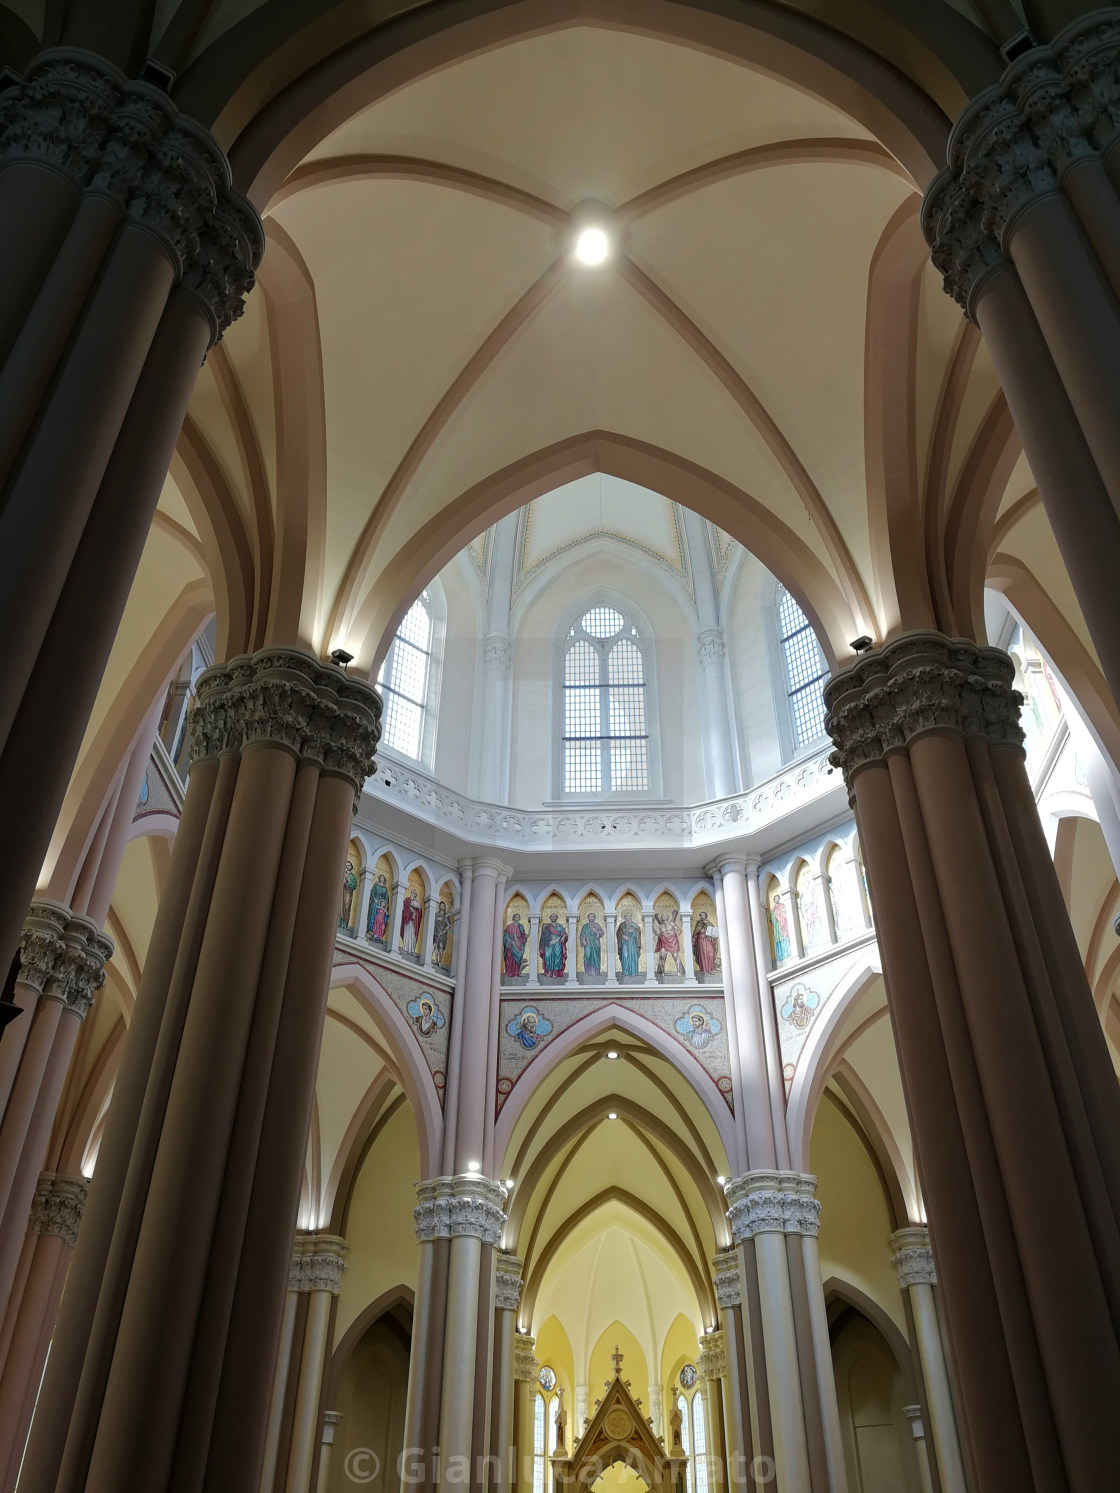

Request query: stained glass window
[
  {"left": 679, "top": 1363, "right": 698, "bottom": 1388},
  {"left": 691, "top": 1392, "right": 709, "bottom": 1493},
  {"left": 563, "top": 608, "right": 649, "bottom": 794},
  {"left": 777, "top": 586, "right": 829, "bottom": 747},
  {"left": 538, "top": 1366, "right": 556, "bottom": 1392},
  {"left": 377, "top": 590, "right": 434, "bottom": 761}
]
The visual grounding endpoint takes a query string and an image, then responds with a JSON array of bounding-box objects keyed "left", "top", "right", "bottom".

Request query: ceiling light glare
[
  {"left": 608, "top": 1112, "right": 618, "bottom": 1120},
  {"left": 716, "top": 1176, "right": 727, "bottom": 1186},
  {"left": 505, "top": 1179, "right": 515, "bottom": 1190},
  {"left": 574, "top": 225, "right": 611, "bottom": 266},
  {"left": 466, "top": 1160, "right": 481, "bottom": 1172},
  {"left": 606, "top": 1050, "right": 620, "bottom": 1060}
]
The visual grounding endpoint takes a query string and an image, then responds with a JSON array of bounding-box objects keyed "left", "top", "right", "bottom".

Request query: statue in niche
[
  {"left": 579, "top": 911, "right": 604, "bottom": 973},
  {"left": 503, "top": 913, "right": 528, "bottom": 977},
  {"left": 367, "top": 872, "right": 390, "bottom": 945},
  {"left": 539, "top": 912, "right": 568, "bottom": 978},
  {"left": 617, "top": 911, "right": 642, "bottom": 976},
  {"left": 654, "top": 910, "right": 685, "bottom": 976},
  {"left": 430, "top": 901, "right": 451, "bottom": 967},
  {"left": 771, "top": 894, "right": 792, "bottom": 961},
  {"left": 692, "top": 911, "right": 719, "bottom": 974},
  {"left": 339, "top": 860, "right": 357, "bottom": 930},
  {"left": 400, "top": 890, "right": 422, "bottom": 955}
]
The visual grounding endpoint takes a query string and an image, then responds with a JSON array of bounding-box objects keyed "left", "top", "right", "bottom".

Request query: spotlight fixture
[
  {"left": 605, "top": 1050, "right": 620, "bottom": 1060},
  {"left": 329, "top": 646, "right": 355, "bottom": 667},
  {"left": 505, "top": 1179, "right": 516, "bottom": 1190},
  {"left": 574, "top": 225, "right": 612, "bottom": 266},
  {"left": 607, "top": 1112, "right": 618, "bottom": 1121},
  {"left": 849, "top": 635, "right": 873, "bottom": 653},
  {"left": 466, "top": 1160, "right": 481, "bottom": 1172},
  {"left": 716, "top": 1176, "right": 727, "bottom": 1186}
]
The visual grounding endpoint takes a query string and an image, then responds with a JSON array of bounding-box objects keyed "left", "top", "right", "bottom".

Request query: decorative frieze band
[
  {"left": 0, "top": 48, "right": 264, "bottom": 341},
  {"left": 922, "top": 13, "right": 1120, "bottom": 315},
  {"left": 17, "top": 900, "right": 113, "bottom": 1019},
  {"left": 514, "top": 1332, "right": 539, "bottom": 1382},
  {"left": 696, "top": 1330, "right": 726, "bottom": 1383},
  {"left": 188, "top": 649, "right": 382, "bottom": 801},
  {"left": 28, "top": 1172, "right": 89, "bottom": 1248},
  {"left": 890, "top": 1226, "right": 938, "bottom": 1289},
  {"left": 724, "top": 1172, "right": 821, "bottom": 1242},
  {"left": 289, "top": 1234, "right": 348, "bottom": 1294},
  {"left": 824, "top": 634, "right": 1025, "bottom": 794},
  {"left": 495, "top": 1251, "right": 523, "bottom": 1311},
  {"left": 413, "top": 1175, "right": 507, "bottom": 1247},
  {"left": 711, "top": 1251, "right": 741, "bottom": 1309}
]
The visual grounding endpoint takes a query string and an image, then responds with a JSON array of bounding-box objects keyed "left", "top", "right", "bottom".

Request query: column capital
[
  {"left": 696, "top": 1329, "right": 727, "bottom": 1382},
  {"left": 460, "top": 857, "right": 514, "bottom": 881},
  {"left": 696, "top": 628, "right": 727, "bottom": 667},
  {"left": 17, "top": 900, "right": 113, "bottom": 1019},
  {"left": 824, "top": 633, "right": 1025, "bottom": 795},
  {"left": 724, "top": 1171, "right": 821, "bottom": 1241},
  {"left": 514, "top": 1332, "right": 539, "bottom": 1382},
  {"left": 495, "top": 1251, "right": 524, "bottom": 1311},
  {"left": 289, "top": 1233, "right": 348, "bottom": 1294},
  {"left": 705, "top": 853, "right": 747, "bottom": 879},
  {"left": 28, "top": 1171, "right": 89, "bottom": 1248},
  {"left": 711, "top": 1250, "right": 741, "bottom": 1309},
  {"left": 890, "top": 1226, "right": 938, "bottom": 1288},
  {"left": 484, "top": 633, "right": 513, "bottom": 671},
  {"left": 0, "top": 49, "right": 264, "bottom": 342},
  {"left": 903, "top": 1405, "right": 926, "bottom": 1440},
  {"left": 413, "top": 1174, "right": 507, "bottom": 1246},
  {"left": 188, "top": 649, "right": 382, "bottom": 802}
]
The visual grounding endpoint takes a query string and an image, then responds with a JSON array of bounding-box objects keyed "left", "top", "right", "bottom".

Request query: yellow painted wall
[{"left": 589, "top": 1322, "right": 649, "bottom": 1421}]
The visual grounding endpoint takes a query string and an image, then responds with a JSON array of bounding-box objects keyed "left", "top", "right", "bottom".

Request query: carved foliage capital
[
  {"left": 711, "top": 1251, "right": 741, "bottom": 1309},
  {"left": 824, "top": 634, "right": 1024, "bottom": 794},
  {"left": 514, "top": 1333, "right": 539, "bottom": 1382},
  {"left": 188, "top": 649, "right": 382, "bottom": 801},
  {"left": 290, "top": 1234, "right": 348, "bottom": 1294},
  {"left": 29, "top": 1172, "right": 89, "bottom": 1247},
  {"left": 890, "top": 1226, "right": 938, "bottom": 1288},
  {"left": 17, "top": 900, "right": 113, "bottom": 1018},
  {"left": 696, "top": 1330, "right": 726, "bottom": 1382},
  {"left": 724, "top": 1171, "right": 820, "bottom": 1242},
  {"left": 414, "top": 1175, "right": 507, "bottom": 1246},
  {"left": 484, "top": 633, "right": 513, "bottom": 671},
  {"left": 495, "top": 1252, "right": 523, "bottom": 1311},
  {"left": 696, "top": 629, "right": 727, "bottom": 668}
]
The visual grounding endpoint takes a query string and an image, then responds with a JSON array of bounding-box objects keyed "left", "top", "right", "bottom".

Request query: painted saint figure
[
  {"left": 430, "top": 900, "right": 451, "bottom": 967},
  {"left": 771, "top": 894, "right": 792, "bottom": 961},
  {"left": 339, "top": 859, "right": 357, "bottom": 930},
  {"left": 506, "top": 1005, "right": 552, "bottom": 1050},
  {"left": 692, "top": 911, "right": 719, "bottom": 974},
  {"left": 400, "top": 890, "right": 422, "bottom": 955},
  {"left": 406, "top": 993, "right": 445, "bottom": 1037},
  {"left": 617, "top": 911, "right": 641, "bottom": 977},
  {"left": 579, "top": 912, "right": 604, "bottom": 974},
  {"left": 539, "top": 912, "right": 568, "bottom": 978},
  {"left": 654, "top": 910, "right": 684, "bottom": 976},
  {"left": 367, "top": 872, "right": 390, "bottom": 945},
  {"left": 503, "top": 913, "right": 528, "bottom": 977}
]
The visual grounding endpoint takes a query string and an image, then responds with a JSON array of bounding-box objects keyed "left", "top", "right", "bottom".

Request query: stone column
[
  {"left": 526, "top": 914, "right": 541, "bottom": 988},
  {"left": 451, "top": 860, "right": 509, "bottom": 1174},
  {"left": 890, "top": 1228, "right": 967, "bottom": 1493},
  {"left": 566, "top": 915, "right": 579, "bottom": 986},
  {"left": 794, "top": 1177, "right": 848, "bottom": 1493},
  {"left": 284, "top": 1236, "right": 348, "bottom": 1493},
  {"left": 478, "top": 635, "right": 513, "bottom": 804},
  {"left": 680, "top": 910, "right": 696, "bottom": 983},
  {"left": 695, "top": 628, "right": 739, "bottom": 800},
  {"left": 389, "top": 881, "right": 407, "bottom": 959},
  {"left": 574, "top": 1385, "right": 589, "bottom": 1439},
  {"left": 491, "top": 1253, "right": 523, "bottom": 1489},
  {"left": 513, "top": 1333, "right": 539, "bottom": 1493},
  {"left": 605, "top": 913, "right": 617, "bottom": 982},
  {"left": 260, "top": 1284, "right": 301, "bottom": 1493},
  {"left": 826, "top": 633, "right": 1120, "bottom": 1490},
  {"left": 903, "top": 1407, "right": 936, "bottom": 1493},
  {"left": 0, "top": 51, "right": 262, "bottom": 973},
  {"left": 0, "top": 1173, "right": 87, "bottom": 1493},
  {"left": 0, "top": 903, "right": 109, "bottom": 1323},
  {"left": 420, "top": 896, "right": 437, "bottom": 967},
  {"left": 643, "top": 912, "right": 658, "bottom": 985},
  {"left": 404, "top": 1186, "right": 452, "bottom": 1493},
  {"left": 696, "top": 1332, "right": 726, "bottom": 1488},
  {"left": 18, "top": 649, "right": 380, "bottom": 1493},
  {"left": 316, "top": 1411, "right": 343, "bottom": 1493},
  {"left": 648, "top": 1383, "right": 663, "bottom": 1438},
  {"left": 710, "top": 1253, "right": 753, "bottom": 1481}
]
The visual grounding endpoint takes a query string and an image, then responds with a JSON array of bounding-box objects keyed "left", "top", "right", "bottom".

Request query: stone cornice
[
  {"left": 289, "top": 1233, "right": 348, "bottom": 1294},
  {"left": 922, "top": 12, "right": 1120, "bottom": 316},
  {"left": 0, "top": 48, "right": 263, "bottom": 342},
  {"left": 824, "top": 634, "right": 1024, "bottom": 797},
  {"left": 189, "top": 649, "right": 382, "bottom": 804},
  {"left": 724, "top": 1171, "right": 821, "bottom": 1242},
  {"left": 890, "top": 1226, "right": 938, "bottom": 1288},
  {"left": 413, "top": 1175, "right": 507, "bottom": 1246},
  {"left": 29, "top": 1172, "right": 89, "bottom": 1247},
  {"left": 17, "top": 900, "right": 113, "bottom": 1019}
]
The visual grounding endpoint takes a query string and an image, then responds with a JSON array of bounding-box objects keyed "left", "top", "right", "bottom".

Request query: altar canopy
[{"left": 551, "top": 1350, "right": 687, "bottom": 1493}]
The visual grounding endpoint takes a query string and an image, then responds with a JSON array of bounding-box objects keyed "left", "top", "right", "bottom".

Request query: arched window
[
  {"left": 377, "top": 588, "right": 443, "bottom": 766},
  {"left": 533, "top": 1366, "right": 560, "bottom": 1493},
  {"left": 562, "top": 605, "right": 650, "bottom": 795},
  {"left": 776, "top": 586, "right": 829, "bottom": 749},
  {"left": 677, "top": 1372, "right": 709, "bottom": 1493}
]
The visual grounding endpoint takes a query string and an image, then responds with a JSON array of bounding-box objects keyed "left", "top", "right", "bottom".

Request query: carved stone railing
[{"left": 362, "top": 749, "right": 841, "bottom": 854}]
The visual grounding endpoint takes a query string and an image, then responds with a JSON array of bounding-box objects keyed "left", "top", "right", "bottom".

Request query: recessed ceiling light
[
  {"left": 574, "top": 225, "right": 611, "bottom": 266},
  {"left": 716, "top": 1176, "right": 727, "bottom": 1186},
  {"left": 505, "top": 1179, "right": 515, "bottom": 1190},
  {"left": 608, "top": 1112, "right": 618, "bottom": 1120},
  {"left": 606, "top": 1050, "right": 620, "bottom": 1060},
  {"left": 466, "top": 1160, "right": 481, "bottom": 1172}
]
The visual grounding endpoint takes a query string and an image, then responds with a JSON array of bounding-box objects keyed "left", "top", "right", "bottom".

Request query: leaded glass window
[
  {"left": 776, "top": 586, "right": 829, "bottom": 747},
  {"left": 377, "top": 591, "right": 434, "bottom": 760},
  {"left": 563, "top": 607, "right": 649, "bottom": 794}
]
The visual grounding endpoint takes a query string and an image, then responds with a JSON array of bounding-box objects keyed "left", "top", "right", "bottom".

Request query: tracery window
[
  {"left": 533, "top": 1367, "right": 560, "bottom": 1493},
  {"left": 677, "top": 1382, "right": 710, "bottom": 1493},
  {"left": 563, "top": 605, "right": 650, "bottom": 795},
  {"left": 776, "top": 586, "right": 829, "bottom": 748},
  {"left": 377, "top": 589, "right": 438, "bottom": 764}
]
